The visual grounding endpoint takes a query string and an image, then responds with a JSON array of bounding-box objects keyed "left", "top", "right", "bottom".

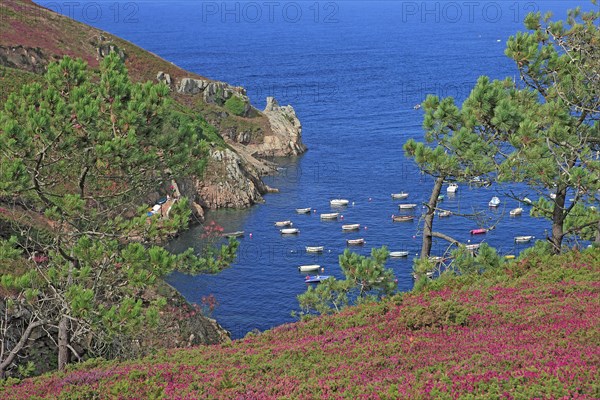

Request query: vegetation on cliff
[
  {"left": 0, "top": 248, "right": 597, "bottom": 398},
  {"left": 405, "top": 3, "right": 600, "bottom": 258},
  {"left": 0, "top": 53, "right": 238, "bottom": 378}
]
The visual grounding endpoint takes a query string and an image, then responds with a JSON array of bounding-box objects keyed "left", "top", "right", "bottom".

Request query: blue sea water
[{"left": 52, "top": 0, "right": 591, "bottom": 338}]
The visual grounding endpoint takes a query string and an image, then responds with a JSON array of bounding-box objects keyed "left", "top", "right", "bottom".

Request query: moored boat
[
  {"left": 295, "top": 207, "right": 312, "bottom": 214},
  {"left": 392, "top": 215, "right": 414, "bottom": 222},
  {"left": 398, "top": 203, "right": 418, "bottom": 210},
  {"left": 346, "top": 238, "right": 365, "bottom": 246},
  {"left": 514, "top": 235, "right": 534, "bottom": 243},
  {"left": 437, "top": 195, "right": 445, "bottom": 201},
  {"left": 509, "top": 207, "right": 523, "bottom": 216},
  {"left": 412, "top": 271, "right": 434, "bottom": 279},
  {"left": 438, "top": 210, "right": 452, "bottom": 217},
  {"left": 447, "top": 183, "right": 458, "bottom": 193},
  {"left": 274, "top": 220, "right": 293, "bottom": 227},
  {"left": 342, "top": 223, "right": 360, "bottom": 231},
  {"left": 223, "top": 231, "right": 244, "bottom": 238},
  {"left": 488, "top": 196, "right": 501, "bottom": 207},
  {"left": 280, "top": 228, "right": 300, "bottom": 234},
  {"left": 389, "top": 251, "right": 409, "bottom": 258},
  {"left": 305, "top": 246, "right": 324, "bottom": 253},
  {"left": 391, "top": 192, "right": 409, "bottom": 200},
  {"left": 523, "top": 197, "right": 533, "bottom": 205},
  {"left": 298, "top": 264, "right": 321, "bottom": 272},
  {"left": 470, "top": 228, "right": 487, "bottom": 235},
  {"left": 330, "top": 199, "right": 349, "bottom": 206},
  {"left": 465, "top": 243, "right": 480, "bottom": 251},
  {"left": 320, "top": 213, "right": 339, "bottom": 220},
  {"left": 304, "top": 275, "right": 331, "bottom": 283}
]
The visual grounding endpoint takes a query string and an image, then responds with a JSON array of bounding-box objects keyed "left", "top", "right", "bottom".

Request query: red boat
[{"left": 470, "top": 228, "right": 487, "bottom": 235}]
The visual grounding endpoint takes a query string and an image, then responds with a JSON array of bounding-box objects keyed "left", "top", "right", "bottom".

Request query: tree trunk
[
  {"left": 0, "top": 319, "right": 45, "bottom": 379},
  {"left": 421, "top": 176, "right": 445, "bottom": 260},
  {"left": 57, "top": 315, "right": 69, "bottom": 370},
  {"left": 549, "top": 185, "right": 567, "bottom": 255}
]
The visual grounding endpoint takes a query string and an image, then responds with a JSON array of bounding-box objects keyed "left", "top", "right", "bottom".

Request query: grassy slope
[
  {"left": 0, "top": 0, "right": 270, "bottom": 138},
  {"left": 2, "top": 249, "right": 598, "bottom": 399}
]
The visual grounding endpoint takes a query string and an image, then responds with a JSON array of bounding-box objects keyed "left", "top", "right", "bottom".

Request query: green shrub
[{"left": 224, "top": 96, "right": 247, "bottom": 117}]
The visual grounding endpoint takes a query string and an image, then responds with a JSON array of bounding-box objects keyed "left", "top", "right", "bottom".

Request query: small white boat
[
  {"left": 550, "top": 193, "right": 557, "bottom": 199},
  {"left": 305, "top": 275, "right": 331, "bottom": 283},
  {"left": 320, "top": 213, "right": 339, "bottom": 220},
  {"left": 342, "top": 224, "right": 360, "bottom": 231},
  {"left": 274, "top": 220, "right": 293, "bottom": 227},
  {"left": 392, "top": 215, "right": 414, "bottom": 222},
  {"left": 438, "top": 210, "right": 452, "bottom": 217},
  {"left": 306, "top": 246, "right": 324, "bottom": 253},
  {"left": 514, "top": 235, "right": 534, "bottom": 243},
  {"left": 391, "top": 192, "right": 409, "bottom": 200},
  {"left": 223, "top": 231, "right": 244, "bottom": 238},
  {"left": 488, "top": 196, "right": 501, "bottom": 207},
  {"left": 389, "top": 251, "right": 409, "bottom": 258},
  {"left": 523, "top": 197, "right": 533, "bottom": 205},
  {"left": 509, "top": 207, "right": 523, "bottom": 216},
  {"left": 330, "top": 199, "right": 349, "bottom": 206},
  {"left": 447, "top": 183, "right": 458, "bottom": 193},
  {"left": 465, "top": 243, "right": 480, "bottom": 251},
  {"left": 429, "top": 256, "right": 444, "bottom": 264},
  {"left": 398, "top": 203, "right": 418, "bottom": 210},
  {"left": 295, "top": 207, "right": 312, "bottom": 214},
  {"left": 346, "top": 238, "right": 365, "bottom": 246},
  {"left": 298, "top": 264, "right": 321, "bottom": 272},
  {"left": 280, "top": 228, "right": 300, "bottom": 235}
]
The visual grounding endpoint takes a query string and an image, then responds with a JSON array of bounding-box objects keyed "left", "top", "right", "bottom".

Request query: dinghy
[
  {"left": 438, "top": 211, "right": 452, "bottom": 217},
  {"left": 389, "top": 251, "right": 409, "bottom": 258},
  {"left": 342, "top": 224, "right": 360, "bottom": 231},
  {"left": 305, "top": 246, "right": 324, "bottom": 253},
  {"left": 280, "top": 228, "right": 300, "bottom": 235},
  {"left": 398, "top": 203, "right": 417, "bottom": 210},
  {"left": 298, "top": 265, "right": 321, "bottom": 272},
  {"left": 274, "top": 220, "right": 293, "bottom": 227},
  {"left": 320, "top": 213, "right": 339, "bottom": 220},
  {"left": 514, "top": 235, "right": 534, "bottom": 243},
  {"left": 447, "top": 183, "right": 458, "bottom": 193},
  {"left": 392, "top": 215, "right": 414, "bottom": 222},
  {"left": 509, "top": 207, "right": 523, "bottom": 216},
  {"left": 330, "top": 199, "right": 349, "bottom": 206},
  {"left": 304, "top": 275, "right": 331, "bottom": 283},
  {"left": 391, "top": 192, "right": 409, "bottom": 200},
  {"left": 295, "top": 207, "right": 312, "bottom": 214},
  {"left": 346, "top": 238, "right": 365, "bottom": 246},
  {"left": 488, "top": 196, "right": 501, "bottom": 207},
  {"left": 223, "top": 231, "right": 244, "bottom": 238},
  {"left": 470, "top": 228, "right": 487, "bottom": 235}
]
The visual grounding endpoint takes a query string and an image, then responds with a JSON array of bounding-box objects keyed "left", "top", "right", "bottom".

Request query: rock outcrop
[
  {"left": 177, "top": 78, "right": 252, "bottom": 116},
  {"left": 250, "top": 96, "right": 306, "bottom": 157},
  {"left": 0, "top": 45, "right": 48, "bottom": 74},
  {"left": 196, "top": 148, "right": 268, "bottom": 209}
]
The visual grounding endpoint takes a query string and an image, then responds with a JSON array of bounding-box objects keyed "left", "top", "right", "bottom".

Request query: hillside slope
[
  {"left": 2, "top": 249, "right": 598, "bottom": 398},
  {"left": 0, "top": 0, "right": 306, "bottom": 210}
]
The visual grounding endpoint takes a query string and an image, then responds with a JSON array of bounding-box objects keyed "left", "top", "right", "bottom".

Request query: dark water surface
[{"left": 56, "top": 0, "right": 586, "bottom": 338}]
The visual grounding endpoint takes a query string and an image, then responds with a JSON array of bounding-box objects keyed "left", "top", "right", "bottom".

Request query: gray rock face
[
  {"left": 156, "top": 71, "right": 172, "bottom": 86},
  {"left": 196, "top": 148, "right": 267, "bottom": 209},
  {"left": 252, "top": 96, "right": 306, "bottom": 157},
  {"left": 0, "top": 45, "right": 48, "bottom": 74}
]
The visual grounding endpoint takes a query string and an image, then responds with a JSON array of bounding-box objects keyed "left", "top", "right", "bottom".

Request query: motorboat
[
  {"left": 488, "top": 196, "right": 501, "bottom": 207},
  {"left": 295, "top": 208, "right": 312, "bottom": 214},
  {"left": 304, "top": 275, "right": 331, "bottom": 283},
  {"left": 280, "top": 228, "right": 300, "bottom": 234},
  {"left": 438, "top": 211, "right": 452, "bottom": 217},
  {"left": 447, "top": 183, "right": 458, "bottom": 193}
]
